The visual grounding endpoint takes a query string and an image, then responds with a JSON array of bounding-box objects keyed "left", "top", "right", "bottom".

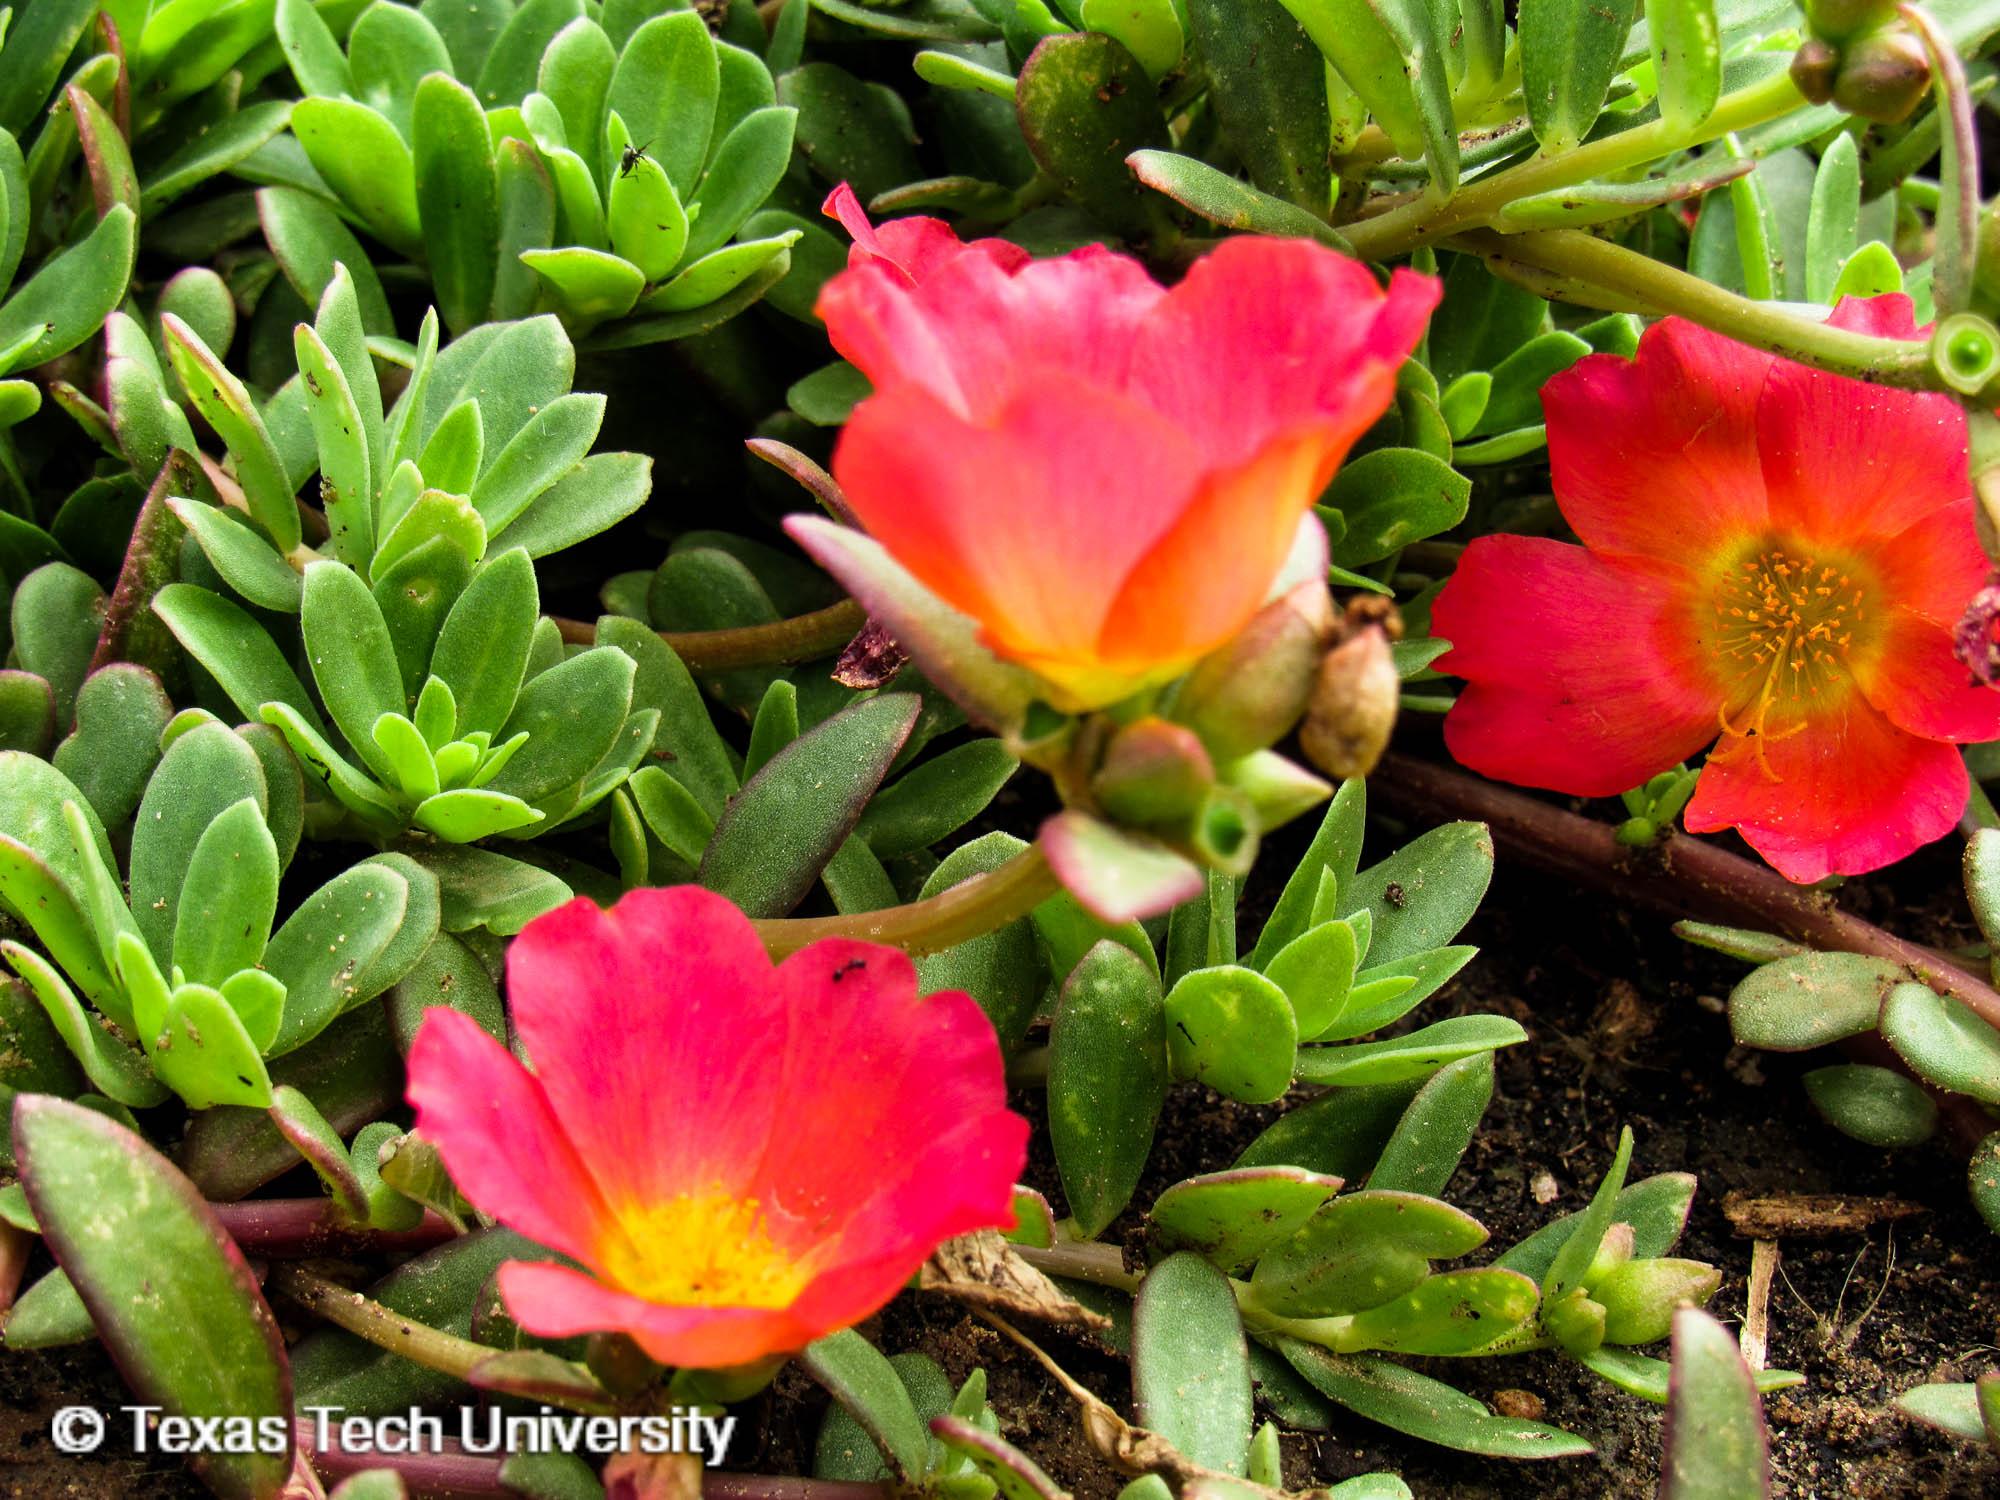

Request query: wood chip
[
  {"left": 920, "top": 1229, "right": 1113, "bottom": 1331},
  {"left": 1741, "top": 1239, "right": 1778, "bottom": 1370},
  {"left": 1722, "top": 1192, "right": 1927, "bottom": 1239}
]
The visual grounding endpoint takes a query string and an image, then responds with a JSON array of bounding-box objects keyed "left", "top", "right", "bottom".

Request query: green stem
[
  {"left": 1015, "top": 1240, "right": 1142, "bottom": 1292},
  {"left": 271, "top": 1264, "right": 499, "bottom": 1388},
  {"left": 1451, "top": 228, "right": 1941, "bottom": 387},
  {"left": 553, "top": 598, "right": 867, "bottom": 671},
  {"left": 751, "top": 846, "right": 1061, "bottom": 959},
  {"left": 1342, "top": 70, "right": 1806, "bottom": 261}
]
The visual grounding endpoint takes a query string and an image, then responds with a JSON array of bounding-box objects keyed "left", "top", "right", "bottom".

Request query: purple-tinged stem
[
  {"left": 211, "top": 1200, "right": 458, "bottom": 1256},
  {"left": 550, "top": 599, "right": 868, "bottom": 672},
  {"left": 300, "top": 1421, "right": 890, "bottom": 1500},
  {"left": 1370, "top": 753, "right": 2000, "bottom": 1151}
]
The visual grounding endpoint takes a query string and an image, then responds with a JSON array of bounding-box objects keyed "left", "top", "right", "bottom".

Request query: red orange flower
[
  {"left": 1434, "top": 296, "right": 2000, "bottom": 883},
  {"left": 794, "top": 191, "right": 1438, "bottom": 712},
  {"left": 405, "top": 887, "right": 1026, "bottom": 1369}
]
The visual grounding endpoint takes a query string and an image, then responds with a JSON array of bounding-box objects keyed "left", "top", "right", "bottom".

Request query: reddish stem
[
  {"left": 549, "top": 599, "right": 867, "bottom": 671},
  {"left": 1369, "top": 753, "right": 2000, "bottom": 1150},
  {"left": 0, "top": 1221, "right": 31, "bottom": 1321},
  {"left": 212, "top": 1200, "right": 458, "bottom": 1257},
  {"left": 298, "top": 1423, "right": 508, "bottom": 1497},
  {"left": 300, "top": 1421, "right": 889, "bottom": 1500}
]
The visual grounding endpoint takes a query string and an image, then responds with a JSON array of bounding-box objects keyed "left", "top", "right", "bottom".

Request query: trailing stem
[
  {"left": 751, "top": 846, "right": 1061, "bottom": 959},
  {"left": 551, "top": 598, "right": 868, "bottom": 671},
  {"left": 1369, "top": 753, "right": 2000, "bottom": 1150}
]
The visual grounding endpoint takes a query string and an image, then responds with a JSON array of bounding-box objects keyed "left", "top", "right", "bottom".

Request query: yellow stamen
[
  {"left": 1704, "top": 541, "right": 1875, "bottom": 782},
  {"left": 596, "top": 1193, "right": 810, "bottom": 1308}
]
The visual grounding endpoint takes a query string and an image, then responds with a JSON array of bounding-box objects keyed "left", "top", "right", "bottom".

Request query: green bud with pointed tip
[{"left": 1595, "top": 1258, "right": 1723, "bottom": 1345}]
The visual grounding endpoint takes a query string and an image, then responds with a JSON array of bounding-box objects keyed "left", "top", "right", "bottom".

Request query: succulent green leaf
[
  {"left": 1133, "top": 1253, "right": 1253, "bottom": 1474},
  {"left": 15, "top": 1097, "right": 293, "bottom": 1497},
  {"left": 1278, "top": 1342, "right": 1592, "bottom": 1457},
  {"left": 700, "top": 693, "right": 919, "bottom": 917},
  {"left": 1150, "top": 1166, "right": 1345, "bottom": 1272},
  {"left": 1048, "top": 939, "right": 1168, "bottom": 1237},
  {"left": 1659, "top": 1309, "right": 1771, "bottom": 1498},
  {"left": 414, "top": 72, "right": 501, "bottom": 336}
]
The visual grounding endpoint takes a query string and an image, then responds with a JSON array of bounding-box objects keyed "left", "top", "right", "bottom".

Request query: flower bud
[
  {"left": 1221, "top": 749, "right": 1333, "bottom": 833},
  {"left": 1832, "top": 28, "right": 1932, "bottom": 123},
  {"left": 1802, "top": 0, "right": 1898, "bottom": 40},
  {"left": 586, "top": 1331, "right": 663, "bottom": 1397},
  {"left": 1171, "top": 581, "right": 1337, "bottom": 759},
  {"left": 1789, "top": 38, "right": 1841, "bottom": 105},
  {"left": 1595, "top": 1258, "right": 1723, "bottom": 1346},
  {"left": 1091, "top": 717, "right": 1216, "bottom": 825},
  {"left": 1300, "top": 626, "right": 1399, "bottom": 781},
  {"left": 1582, "top": 1221, "right": 1636, "bottom": 1287},
  {"left": 1541, "top": 1286, "right": 1608, "bottom": 1357}
]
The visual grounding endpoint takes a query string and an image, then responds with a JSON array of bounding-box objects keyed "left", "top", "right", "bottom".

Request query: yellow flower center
[
  {"left": 1704, "top": 541, "right": 1879, "bottom": 781},
  {"left": 595, "top": 1193, "right": 811, "bottom": 1309}
]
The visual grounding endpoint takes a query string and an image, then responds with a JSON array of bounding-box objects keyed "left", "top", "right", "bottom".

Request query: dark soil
[{"left": 6, "top": 796, "right": 2000, "bottom": 1498}]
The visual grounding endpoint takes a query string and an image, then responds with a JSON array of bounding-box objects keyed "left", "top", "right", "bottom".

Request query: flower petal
[
  {"left": 1757, "top": 299, "right": 1968, "bottom": 546},
  {"left": 1542, "top": 317, "right": 1775, "bottom": 564},
  {"left": 1127, "top": 240, "right": 1434, "bottom": 468},
  {"left": 1096, "top": 428, "right": 1347, "bottom": 674},
  {"left": 818, "top": 247, "right": 1164, "bottom": 420},
  {"left": 498, "top": 1260, "right": 815, "bottom": 1368},
  {"left": 405, "top": 1010, "right": 612, "bottom": 1265},
  {"left": 504, "top": 888, "right": 787, "bottom": 1208},
  {"left": 747, "top": 941, "right": 1023, "bottom": 1248},
  {"left": 822, "top": 183, "right": 1029, "bottom": 284},
  {"left": 1433, "top": 536, "right": 1718, "bottom": 796},
  {"left": 1871, "top": 497, "right": 1991, "bottom": 630},
  {"left": 832, "top": 378, "right": 1207, "bottom": 703},
  {"left": 1685, "top": 696, "right": 1968, "bottom": 882},
  {"left": 1862, "top": 608, "right": 2000, "bottom": 742}
]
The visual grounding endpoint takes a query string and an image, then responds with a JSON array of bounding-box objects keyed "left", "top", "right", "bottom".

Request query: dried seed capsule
[{"left": 1300, "top": 626, "right": 1399, "bottom": 780}]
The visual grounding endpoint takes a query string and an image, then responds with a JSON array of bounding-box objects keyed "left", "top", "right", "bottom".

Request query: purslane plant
[
  {"left": 0, "top": 730, "right": 435, "bottom": 1111},
  {"left": 273, "top": 0, "right": 801, "bottom": 341},
  {"left": 146, "top": 266, "right": 656, "bottom": 842}
]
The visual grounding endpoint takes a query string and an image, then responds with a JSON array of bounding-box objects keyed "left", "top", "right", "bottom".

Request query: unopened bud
[
  {"left": 1299, "top": 627, "right": 1399, "bottom": 781},
  {"left": 1542, "top": 1287, "right": 1608, "bottom": 1357},
  {"left": 1789, "top": 37, "right": 1841, "bottom": 103},
  {"left": 1172, "top": 581, "right": 1337, "bottom": 759},
  {"left": 586, "top": 1331, "right": 663, "bottom": 1397},
  {"left": 1582, "top": 1222, "right": 1636, "bottom": 1287},
  {"left": 1595, "top": 1258, "right": 1723, "bottom": 1346},
  {"left": 1832, "top": 28, "right": 1932, "bottom": 123},
  {"left": 1091, "top": 717, "right": 1215, "bottom": 825}
]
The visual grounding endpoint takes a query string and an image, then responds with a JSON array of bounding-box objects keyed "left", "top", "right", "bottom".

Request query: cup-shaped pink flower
[
  {"left": 1434, "top": 295, "right": 2000, "bottom": 883},
  {"left": 793, "top": 191, "right": 1439, "bottom": 712},
  {"left": 405, "top": 886, "right": 1027, "bottom": 1369}
]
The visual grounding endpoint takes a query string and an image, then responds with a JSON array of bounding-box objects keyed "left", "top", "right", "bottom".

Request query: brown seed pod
[{"left": 1299, "top": 625, "right": 1399, "bottom": 781}]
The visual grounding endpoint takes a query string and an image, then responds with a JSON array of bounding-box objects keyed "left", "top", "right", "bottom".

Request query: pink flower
[
  {"left": 796, "top": 189, "right": 1438, "bottom": 712},
  {"left": 406, "top": 887, "right": 1026, "bottom": 1368},
  {"left": 1435, "top": 295, "right": 2000, "bottom": 882}
]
